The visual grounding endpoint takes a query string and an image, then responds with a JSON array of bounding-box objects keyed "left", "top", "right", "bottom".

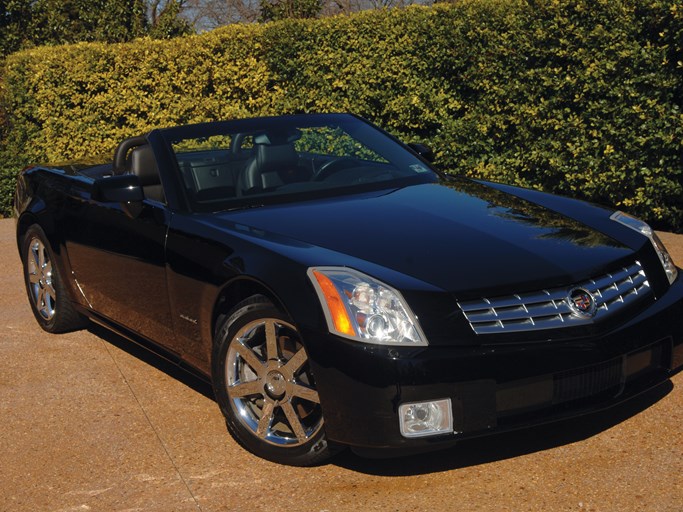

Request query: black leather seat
[
  {"left": 125, "top": 144, "right": 165, "bottom": 203},
  {"left": 237, "top": 134, "right": 309, "bottom": 195}
]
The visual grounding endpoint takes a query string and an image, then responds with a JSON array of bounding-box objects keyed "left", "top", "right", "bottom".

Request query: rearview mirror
[{"left": 407, "top": 143, "right": 435, "bottom": 163}]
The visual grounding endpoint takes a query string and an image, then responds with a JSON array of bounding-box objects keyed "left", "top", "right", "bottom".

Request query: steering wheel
[{"left": 312, "top": 157, "right": 358, "bottom": 181}]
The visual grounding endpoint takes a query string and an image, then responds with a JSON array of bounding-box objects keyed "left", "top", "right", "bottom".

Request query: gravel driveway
[{"left": 1, "top": 218, "right": 681, "bottom": 512}]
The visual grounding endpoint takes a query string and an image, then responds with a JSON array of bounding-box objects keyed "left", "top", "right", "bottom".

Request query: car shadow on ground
[
  {"left": 88, "top": 323, "right": 215, "bottom": 400},
  {"left": 87, "top": 322, "right": 674, "bottom": 476}
]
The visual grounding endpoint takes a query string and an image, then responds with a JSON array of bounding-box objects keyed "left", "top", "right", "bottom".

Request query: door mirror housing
[{"left": 92, "top": 174, "right": 144, "bottom": 218}]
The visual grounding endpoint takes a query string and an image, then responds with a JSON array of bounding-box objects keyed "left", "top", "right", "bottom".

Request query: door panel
[{"left": 67, "top": 200, "right": 179, "bottom": 353}]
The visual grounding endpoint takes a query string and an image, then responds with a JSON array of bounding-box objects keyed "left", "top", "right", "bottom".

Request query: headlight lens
[
  {"left": 308, "top": 267, "right": 428, "bottom": 346},
  {"left": 610, "top": 211, "right": 678, "bottom": 285}
]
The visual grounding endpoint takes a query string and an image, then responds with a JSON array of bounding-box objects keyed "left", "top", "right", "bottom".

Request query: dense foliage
[
  {"left": 1, "top": 0, "right": 681, "bottom": 231},
  {"left": 0, "top": 0, "right": 190, "bottom": 58}
]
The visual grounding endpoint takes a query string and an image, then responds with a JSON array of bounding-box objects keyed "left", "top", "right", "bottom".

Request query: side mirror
[
  {"left": 408, "top": 143, "right": 435, "bottom": 163},
  {"left": 92, "top": 174, "right": 144, "bottom": 218}
]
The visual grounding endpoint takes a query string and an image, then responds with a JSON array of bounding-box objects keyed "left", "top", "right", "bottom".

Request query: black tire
[
  {"left": 212, "top": 295, "right": 337, "bottom": 466},
  {"left": 22, "top": 225, "right": 86, "bottom": 333}
]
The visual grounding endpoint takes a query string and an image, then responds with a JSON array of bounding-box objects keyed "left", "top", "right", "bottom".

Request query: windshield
[{"left": 162, "top": 114, "right": 438, "bottom": 212}]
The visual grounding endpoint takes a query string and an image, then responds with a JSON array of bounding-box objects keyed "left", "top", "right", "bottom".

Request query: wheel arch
[
  {"left": 211, "top": 276, "right": 291, "bottom": 341},
  {"left": 16, "top": 213, "right": 39, "bottom": 253},
  {"left": 16, "top": 212, "right": 64, "bottom": 268}
]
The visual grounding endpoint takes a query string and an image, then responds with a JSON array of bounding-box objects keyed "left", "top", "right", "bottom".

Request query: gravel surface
[{"left": 1, "top": 218, "right": 681, "bottom": 512}]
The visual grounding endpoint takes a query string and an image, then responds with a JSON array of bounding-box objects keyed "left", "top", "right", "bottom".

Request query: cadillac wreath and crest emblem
[{"left": 566, "top": 287, "right": 597, "bottom": 318}]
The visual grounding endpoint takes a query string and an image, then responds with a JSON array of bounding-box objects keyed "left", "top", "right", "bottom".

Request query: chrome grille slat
[
  {"left": 629, "top": 272, "right": 648, "bottom": 288},
  {"left": 598, "top": 285, "right": 627, "bottom": 305},
  {"left": 478, "top": 302, "right": 571, "bottom": 323},
  {"left": 634, "top": 281, "right": 649, "bottom": 294},
  {"left": 458, "top": 261, "right": 651, "bottom": 334},
  {"left": 471, "top": 289, "right": 568, "bottom": 310},
  {"left": 472, "top": 307, "right": 532, "bottom": 323},
  {"left": 524, "top": 301, "right": 567, "bottom": 316}
]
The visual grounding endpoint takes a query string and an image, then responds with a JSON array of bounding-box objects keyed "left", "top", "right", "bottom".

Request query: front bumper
[{"left": 304, "top": 275, "right": 683, "bottom": 455}]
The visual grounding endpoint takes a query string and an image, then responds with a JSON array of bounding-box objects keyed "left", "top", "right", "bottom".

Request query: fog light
[{"left": 399, "top": 399, "right": 453, "bottom": 438}]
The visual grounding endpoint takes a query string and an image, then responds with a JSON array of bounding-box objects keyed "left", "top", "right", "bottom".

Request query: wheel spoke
[
  {"left": 37, "top": 287, "right": 46, "bottom": 310},
  {"left": 256, "top": 400, "right": 275, "bottom": 439},
  {"left": 30, "top": 247, "right": 39, "bottom": 271},
  {"left": 281, "top": 401, "right": 307, "bottom": 442},
  {"left": 283, "top": 347, "right": 308, "bottom": 376},
  {"left": 291, "top": 383, "right": 320, "bottom": 404},
  {"left": 228, "top": 379, "right": 263, "bottom": 399},
  {"left": 265, "top": 320, "right": 279, "bottom": 361},
  {"left": 27, "top": 244, "right": 36, "bottom": 265},
  {"left": 38, "top": 245, "right": 47, "bottom": 270},
  {"left": 234, "top": 340, "right": 265, "bottom": 373},
  {"left": 45, "top": 288, "right": 56, "bottom": 310},
  {"left": 28, "top": 271, "right": 40, "bottom": 285},
  {"left": 46, "top": 281, "right": 57, "bottom": 299}
]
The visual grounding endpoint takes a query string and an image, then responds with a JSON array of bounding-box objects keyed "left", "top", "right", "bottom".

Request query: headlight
[
  {"left": 308, "top": 267, "right": 428, "bottom": 346},
  {"left": 610, "top": 211, "right": 678, "bottom": 285}
]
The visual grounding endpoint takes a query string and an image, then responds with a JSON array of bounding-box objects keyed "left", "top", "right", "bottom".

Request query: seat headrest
[
  {"left": 126, "top": 145, "right": 160, "bottom": 186},
  {"left": 255, "top": 144, "right": 298, "bottom": 174},
  {"left": 253, "top": 129, "right": 302, "bottom": 146}
]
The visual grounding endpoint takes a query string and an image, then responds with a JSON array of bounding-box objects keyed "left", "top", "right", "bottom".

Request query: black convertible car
[{"left": 14, "top": 113, "right": 683, "bottom": 465}]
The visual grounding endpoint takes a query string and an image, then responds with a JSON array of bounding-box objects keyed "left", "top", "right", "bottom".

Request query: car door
[
  {"left": 66, "top": 152, "right": 178, "bottom": 353},
  {"left": 68, "top": 198, "right": 177, "bottom": 349}
]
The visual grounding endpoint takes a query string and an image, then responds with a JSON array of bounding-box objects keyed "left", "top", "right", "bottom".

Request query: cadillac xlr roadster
[{"left": 14, "top": 113, "right": 683, "bottom": 465}]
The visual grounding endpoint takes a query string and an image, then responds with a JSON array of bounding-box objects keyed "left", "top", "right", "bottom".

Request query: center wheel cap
[{"left": 264, "top": 371, "right": 287, "bottom": 399}]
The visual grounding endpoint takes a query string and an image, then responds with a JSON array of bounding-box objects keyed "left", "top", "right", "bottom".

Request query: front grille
[{"left": 458, "top": 261, "right": 650, "bottom": 334}]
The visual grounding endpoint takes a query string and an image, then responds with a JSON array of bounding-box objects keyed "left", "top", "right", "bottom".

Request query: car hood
[{"left": 217, "top": 180, "right": 635, "bottom": 296}]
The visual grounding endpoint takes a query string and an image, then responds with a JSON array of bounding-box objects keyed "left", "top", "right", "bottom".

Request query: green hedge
[{"left": 1, "top": 0, "right": 682, "bottom": 231}]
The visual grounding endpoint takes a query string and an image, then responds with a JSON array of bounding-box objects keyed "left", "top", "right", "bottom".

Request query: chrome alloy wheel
[
  {"left": 225, "top": 318, "right": 323, "bottom": 447},
  {"left": 26, "top": 237, "right": 56, "bottom": 321}
]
